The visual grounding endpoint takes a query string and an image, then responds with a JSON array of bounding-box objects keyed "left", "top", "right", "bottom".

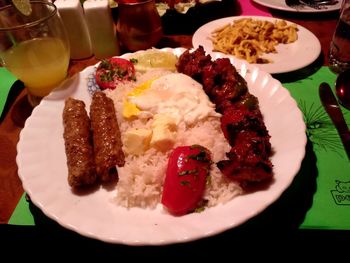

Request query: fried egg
[{"left": 123, "top": 73, "right": 220, "bottom": 125}]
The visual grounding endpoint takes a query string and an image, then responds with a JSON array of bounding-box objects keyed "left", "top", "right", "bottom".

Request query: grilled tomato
[
  {"left": 161, "top": 145, "right": 212, "bottom": 216},
  {"left": 95, "top": 57, "right": 136, "bottom": 90}
]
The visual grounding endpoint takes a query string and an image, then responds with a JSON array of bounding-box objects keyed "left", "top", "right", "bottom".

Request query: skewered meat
[
  {"left": 90, "top": 91, "right": 125, "bottom": 182},
  {"left": 63, "top": 98, "right": 97, "bottom": 187},
  {"left": 177, "top": 46, "right": 273, "bottom": 188}
]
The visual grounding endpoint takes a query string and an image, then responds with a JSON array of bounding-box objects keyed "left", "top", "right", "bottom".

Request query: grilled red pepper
[
  {"left": 161, "top": 145, "right": 212, "bottom": 216},
  {"left": 95, "top": 57, "right": 135, "bottom": 90}
]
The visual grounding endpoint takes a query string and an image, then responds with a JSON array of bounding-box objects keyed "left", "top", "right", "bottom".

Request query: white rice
[{"left": 105, "top": 69, "right": 242, "bottom": 209}]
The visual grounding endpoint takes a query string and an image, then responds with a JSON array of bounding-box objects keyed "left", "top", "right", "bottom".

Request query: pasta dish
[{"left": 210, "top": 18, "right": 298, "bottom": 63}]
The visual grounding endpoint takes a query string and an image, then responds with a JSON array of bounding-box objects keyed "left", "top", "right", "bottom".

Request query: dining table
[{"left": 1, "top": 0, "right": 350, "bottom": 255}]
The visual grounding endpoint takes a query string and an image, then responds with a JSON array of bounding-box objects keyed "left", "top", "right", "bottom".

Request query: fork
[
  {"left": 285, "top": 0, "right": 302, "bottom": 8},
  {"left": 301, "top": 0, "right": 339, "bottom": 8},
  {"left": 285, "top": 0, "right": 338, "bottom": 10},
  {"left": 302, "top": 0, "right": 339, "bottom": 4}
]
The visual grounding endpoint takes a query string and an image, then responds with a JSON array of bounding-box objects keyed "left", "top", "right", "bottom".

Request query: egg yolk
[{"left": 122, "top": 78, "right": 157, "bottom": 118}]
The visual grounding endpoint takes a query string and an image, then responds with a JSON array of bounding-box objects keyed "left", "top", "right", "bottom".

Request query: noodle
[{"left": 210, "top": 18, "right": 298, "bottom": 64}]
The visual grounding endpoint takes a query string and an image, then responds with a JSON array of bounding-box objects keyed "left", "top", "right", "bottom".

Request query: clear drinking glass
[
  {"left": 116, "top": 0, "right": 163, "bottom": 51},
  {"left": 0, "top": 1, "right": 70, "bottom": 107},
  {"left": 329, "top": 0, "right": 350, "bottom": 73}
]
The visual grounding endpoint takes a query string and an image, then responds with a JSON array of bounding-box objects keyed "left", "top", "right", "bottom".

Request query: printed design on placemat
[
  {"left": 298, "top": 100, "right": 349, "bottom": 156},
  {"left": 331, "top": 180, "right": 350, "bottom": 205}
]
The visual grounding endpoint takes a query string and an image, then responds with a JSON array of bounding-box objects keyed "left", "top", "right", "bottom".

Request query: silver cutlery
[
  {"left": 286, "top": 0, "right": 339, "bottom": 10},
  {"left": 301, "top": 0, "right": 339, "bottom": 8},
  {"left": 319, "top": 82, "right": 350, "bottom": 160}
]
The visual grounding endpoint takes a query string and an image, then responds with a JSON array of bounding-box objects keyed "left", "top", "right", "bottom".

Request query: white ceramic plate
[
  {"left": 192, "top": 16, "right": 321, "bottom": 74},
  {"left": 16, "top": 48, "right": 306, "bottom": 245},
  {"left": 253, "top": 0, "right": 342, "bottom": 13}
]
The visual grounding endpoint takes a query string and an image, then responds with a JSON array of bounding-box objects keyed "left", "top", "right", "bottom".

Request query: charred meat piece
[
  {"left": 216, "top": 93, "right": 259, "bottom": 114},
  {"left": 63, "top": 98, "right": 97, "bottom": 188},
  {"left": 220, "top": 106, "right": 269, "bottom": 146},
  {"left": 226, "top": 131, "right": 272, "bottom": 162},
  {"left": 176, "top": 46, "right": 212, "bottom": 83},
  {"left": 202, "top": 58, "right": 248, "bottom": 104},
  {"left": 217, "top": 158, "right": 273, "bottom": 188},
  {"left": 90, "top": 91, "right": 125, "bottom": 182}
]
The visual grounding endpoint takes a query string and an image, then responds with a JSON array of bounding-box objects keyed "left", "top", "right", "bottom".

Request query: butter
[
  {"left": 123, "top": 128, "right": 152, "bottom": 155},
  {"left": 55, "top": 0, "right": 93, "bottom": 59},
  {"left": 83, "top": 0, "right": 120, "bottom": 59},
  {"left": 150, "top": 114, "right": 177, "bottom": 152}
]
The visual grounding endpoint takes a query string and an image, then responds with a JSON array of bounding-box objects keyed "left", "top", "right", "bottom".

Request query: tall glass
[
  {"left": 0, "top": 1, "right": 70, "bottom": 107},
  {"left": 116, "top": 0, "right": 163, "bottom": 51},
  {"left": 329, "top": 0, "right": 350, "bottom": 73}
]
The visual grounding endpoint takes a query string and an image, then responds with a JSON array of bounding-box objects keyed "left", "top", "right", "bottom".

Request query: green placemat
[
  {"left": 0, "top": 67, "right": 17, "bottom": 118},
  {"left": 8, "top": 194, "right": 34, "bottom": 225},
  {"left": 283, "top": 67, "right": 350, "bottom": 230},
  {"left": 9, "top": 67, "right": 350, "bottom": 229}
]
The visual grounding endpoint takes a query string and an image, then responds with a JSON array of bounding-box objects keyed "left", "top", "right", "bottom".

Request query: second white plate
[
  {"left": 192, "top": 16, "right": 321, "bottom": 74},
  {"left": 253, "top": 0, "right": 342, "bottom": 13}
]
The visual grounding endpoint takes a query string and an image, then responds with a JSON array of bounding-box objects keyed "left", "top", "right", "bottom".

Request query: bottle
[
  {"left": 55, "top": 0, "right": 93, "bottom": 59},
  {"left": 116, "top": 0, "right": 163, "bottom": 51},
  {"left": 83, "top": 0, "right": 120, "bottom": 59}
]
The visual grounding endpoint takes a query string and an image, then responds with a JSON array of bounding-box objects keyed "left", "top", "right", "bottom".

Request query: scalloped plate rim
[{"left": 16, "top": 47, "right": 306, "bottom": 245}]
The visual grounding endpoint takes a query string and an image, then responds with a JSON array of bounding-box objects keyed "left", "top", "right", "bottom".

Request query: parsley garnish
[
  {"left": 194, "top": 199, "right": 208, "bottom": 213},
  {"left": 99, "top": 59, "right": 112, "bottom": 70},
  {"left": 188, "top": 151, "right": 210, "bottom": 162},
  {"left": 180, "top": 180, "right": 190, "bottom": 186},
  {"left": 129, "top": 58, "right": 138, "bottom": 64},
  {"left": 178, "top": 169, "right": 199, "bottom": 176}
]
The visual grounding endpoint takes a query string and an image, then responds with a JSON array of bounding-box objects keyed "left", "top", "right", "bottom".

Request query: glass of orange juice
[{"left": 0, "top": 1, "right": 70, "bottom": 107}]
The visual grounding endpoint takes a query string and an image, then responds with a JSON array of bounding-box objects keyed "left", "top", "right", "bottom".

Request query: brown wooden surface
[{"left": 0, "top": 4, "right": 339, "bottom": 224}]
